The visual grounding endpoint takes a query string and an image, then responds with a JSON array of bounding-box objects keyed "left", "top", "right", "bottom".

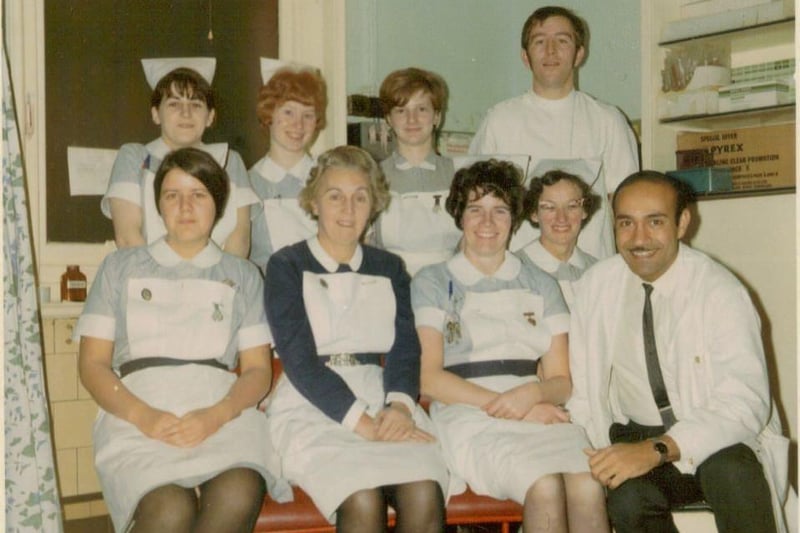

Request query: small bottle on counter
[{"left": 60, "top": 265, "right": 87, "bottom": 302}]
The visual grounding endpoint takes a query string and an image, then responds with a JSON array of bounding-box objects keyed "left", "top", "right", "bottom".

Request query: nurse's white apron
[
  {"left": 380, "top": 190, "right": 460, "bottom": 275},
  {"left": 142, "top": 143, "right": 237, "bottom": 247},
  {"left": 262, "top": 198, "right": 317, "bottom": 254},
  {"left": 431, "top": 289, "right": 590, "bottom": 504},
  {"left": 95, "top": 276, "right": 287, "bottom": 532},
  {"left": 265, "top": 271, "right": 450, "bottom": 521}
]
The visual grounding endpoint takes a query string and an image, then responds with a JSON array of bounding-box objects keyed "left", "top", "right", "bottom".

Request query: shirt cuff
[
  {"left": 238, "top": 322, "right": 272, "bottom": 350},
  {"left": 412, "top": 306, "right": 446, "bottom": 331},
  {"left": 75, "top": 313, "right": 116, "bottom": 342},
  {"left": 385, "top": 392, "right": 416, "bottom": 414},
  {"left": 341, "top": 399, "right": 369, "bottom": 431}
]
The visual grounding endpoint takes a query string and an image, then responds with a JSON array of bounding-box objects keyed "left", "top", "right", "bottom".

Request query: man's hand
[{"left": 585, "top": 441, "right": 660, "bottom": 489}]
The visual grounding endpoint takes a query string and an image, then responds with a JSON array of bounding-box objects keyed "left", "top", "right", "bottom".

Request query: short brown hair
[
  {"left": 299, "top": 146, "right": 390, "bottom": 223},
  {"left": 446, "top": 159, "right": 526, "bottom": 233},
  {"left": 150, "top": 68, "right": 215, "bottom": 111},
  {"left": 379, "top": 67, "right": 449, "bottom": 117},
  {"left": 256, "top": 66, "right": 328, "bottom": 131},
  {"left": 525, "top": 169, "right": 599, "bottom": 227},
  {"left": 520, "top": 6, "right": 588, "bottom": 50},
  {"left": 154, "top": 147, "right": 229, "bottom": 224}
]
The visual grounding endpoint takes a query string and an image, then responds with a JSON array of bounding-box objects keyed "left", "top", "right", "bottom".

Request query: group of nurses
[{"left": 87, "top": 56, "right": 606, "bottom": 532}]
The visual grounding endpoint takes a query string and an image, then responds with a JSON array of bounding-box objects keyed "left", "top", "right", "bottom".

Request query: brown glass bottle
[{"left": 60, "top": 265, "right": 87, "bottom": 302}]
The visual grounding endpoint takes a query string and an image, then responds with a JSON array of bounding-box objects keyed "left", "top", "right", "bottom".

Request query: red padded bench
[
  {"left": 254, "top": 485, "right": 522, "bottom": 533},
  {"left": 254, "top": 360, "right": 523, "bottom": 532}
]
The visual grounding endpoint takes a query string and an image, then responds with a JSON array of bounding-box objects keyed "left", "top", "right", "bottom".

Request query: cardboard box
[
  {"left": 667, "top": 167, "right": 734, "bottom": 193},
  {"left": 676, "top": 149, "right": 715, "bottom": 169},
  {"left": 676, "top": 124, "right": 795, "bottom": 191}
]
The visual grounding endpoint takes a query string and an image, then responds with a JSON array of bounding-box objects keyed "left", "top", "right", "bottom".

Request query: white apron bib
[
  {"left": 380, "top": 190, "right": 460, "bottom": 275},
  {"left": 263, "top": 198, "right": 318, "bottom": 253}
]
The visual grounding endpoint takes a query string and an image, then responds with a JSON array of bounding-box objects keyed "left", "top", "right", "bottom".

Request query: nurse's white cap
[
  {"left": 141, "top": 57, "right": 217, "bottom": 90},
  {"left": 260, "top": 57, "right": 319, "bottom": 85}
]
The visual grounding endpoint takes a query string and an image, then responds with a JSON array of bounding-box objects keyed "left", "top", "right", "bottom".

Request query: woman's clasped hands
[
  {"left": 481, "top": 382, "right": 570, "bottom": 424},
  {"left": 132, "top": 403, "right": 228, "bottom": 448},
  {"left": 355, "top": 402, "right": 436, "bottom": 443}
]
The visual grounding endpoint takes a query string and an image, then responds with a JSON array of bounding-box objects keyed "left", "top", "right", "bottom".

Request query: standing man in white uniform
[
  {"left": 469, "top": 6, "right": 639, "bottom": 259},
  {"left": 569, "top": 171, "right": 789, "bottom": 533}
]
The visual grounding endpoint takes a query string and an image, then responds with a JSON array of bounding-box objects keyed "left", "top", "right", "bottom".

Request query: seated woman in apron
[
  {"left": 249, "top": 59, "right": 328, "bottom": 274},
  {"left": 264, "top": 145, "right": 449, "bottom": 533},
  {"left": 517, "top": 169, "right": 600, "bottom": 309},
  {"left": 411, "top": 159, "right": 609, "bottom": 533},
  {"left": 78, "top": 147, "right": 287, "bottom": 532},
  {"left": 102, "top": 57, "right": 258, "bottom": 257},
  {"left": 373, "top": 67, "right": 460, "bottom": 276}
]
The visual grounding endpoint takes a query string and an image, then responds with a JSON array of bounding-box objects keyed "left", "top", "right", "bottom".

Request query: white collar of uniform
[
  {"left": 392, "top": 151, "right": 437, "bottom": 171},
  {"left": 526, "top": 239, "right": 588, "bottom": 272},
  {"left": 145, "top": 137, "right": 229, "bottom": 167},
  {"left": 308, "top": 236, "right": 364, "bottom": 273},
  {"left": 148, "top": 237, "right": 223, "bottom": 268},
  {"left": 447, "top": 250, "right": 521, "bottom": 285},
  {"left": 526, "top": 88, "right": 576, "bottom": 110},
  {"left": 255, "top": 154, "right": 315, "bottom": 183},
  {"left": 634, "top": 242, "right": 685, "bottom": 297}
]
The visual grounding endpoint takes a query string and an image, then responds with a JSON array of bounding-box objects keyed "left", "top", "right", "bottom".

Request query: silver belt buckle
[{"left": 327, "top": 352, "right": 359, "bottom": 367}]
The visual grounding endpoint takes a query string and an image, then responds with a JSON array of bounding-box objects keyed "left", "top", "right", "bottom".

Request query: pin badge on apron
[{"left": 445, "top": 280, "right": 462, "bottom": 344}]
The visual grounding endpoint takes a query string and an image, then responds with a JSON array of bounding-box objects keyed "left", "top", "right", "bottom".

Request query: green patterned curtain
[{"left": 3, "top": 44, "right": 63, "bottom": 531}]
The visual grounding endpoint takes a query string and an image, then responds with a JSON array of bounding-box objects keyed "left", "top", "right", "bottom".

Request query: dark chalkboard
[{"left": 44, "top": 0, "right": 278, "bottom": 242}]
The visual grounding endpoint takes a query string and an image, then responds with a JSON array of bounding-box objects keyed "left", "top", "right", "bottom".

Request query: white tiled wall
[{"left": 42, "top": 316, "right": 105, "bottom": 516}]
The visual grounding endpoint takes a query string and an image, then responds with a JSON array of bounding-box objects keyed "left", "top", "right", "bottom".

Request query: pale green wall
[{"left": 346, "top": 0, "right": 641, "bottom": 132}]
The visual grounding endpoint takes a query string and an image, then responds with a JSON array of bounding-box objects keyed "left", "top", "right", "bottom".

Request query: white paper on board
[{"left": 67, "top": 146, "right": 118, "bottom": 196}]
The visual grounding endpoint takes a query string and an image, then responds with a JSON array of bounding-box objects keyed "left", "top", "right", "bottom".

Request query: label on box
[{"left": 676, "top": 124, "right": 795, "bottom": 191}]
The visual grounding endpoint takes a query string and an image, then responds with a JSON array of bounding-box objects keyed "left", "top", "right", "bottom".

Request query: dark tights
[
  {"left": 336, "top": 479, "right": 444, "bottom": 533},
  {"left": 130, "top": 467, "right": 265, "bottom": 533}
]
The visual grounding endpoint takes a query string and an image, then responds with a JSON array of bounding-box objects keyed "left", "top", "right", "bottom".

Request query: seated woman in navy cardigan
[{"left": 263, "top": 145, "right": 449, "bottom": 532}]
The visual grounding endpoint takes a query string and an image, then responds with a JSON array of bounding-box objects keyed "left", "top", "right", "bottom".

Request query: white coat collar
[
  {"left": 148, "top": 237, "right": 223, "bottom": 268},
  {"left": 632, "top": 242, "right": 685, "bottom": 297},
  {"left": 391, "top": 151, "right": 437, "bottom": 171},
  {"left": 526, "top": 88, "right": 576, "bottom": 109},
  {"left": 145, "top": 137, "right": 229, "bottom": 167},
  {"left": 254, "top": 154, "right": 315, "bottom": 183},
  {"left": 308, "top": 237, "right": 364, "bottom": 273},
  {"left": 447, "top": 250, "right": 521, "bottom": 285}
]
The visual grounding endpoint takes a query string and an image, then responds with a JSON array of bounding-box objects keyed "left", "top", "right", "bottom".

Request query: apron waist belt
[
  {"left": 119, "top": 357, "right": 228, "bottom": 378},
  {"left": 446, "top": 359, "right": 538, "bottom": 379},
  {"left": 319, "top": 352, "right": 383, "bottom": 367}
]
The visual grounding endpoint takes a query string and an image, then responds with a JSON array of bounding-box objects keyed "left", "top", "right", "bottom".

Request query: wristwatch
[{"left": 652, "top": 439, "right": 669, "bottom": 466}]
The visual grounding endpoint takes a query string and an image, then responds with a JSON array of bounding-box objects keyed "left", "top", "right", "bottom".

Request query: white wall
[{"left": 346, "top": 0, "right": 641, "bottom": 132}]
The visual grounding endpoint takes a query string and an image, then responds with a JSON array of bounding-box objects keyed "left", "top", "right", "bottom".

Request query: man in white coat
[
  {"left": 569, "top": 171, "right": 789, "bottom": 533},
  {"left": 468, "top": 5, "right": 639, "bottom": 260}
]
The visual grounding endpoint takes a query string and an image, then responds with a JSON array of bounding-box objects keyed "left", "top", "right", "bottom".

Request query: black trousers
[{"left": 606, "top": 421, "right": 776, "bottom": 533}]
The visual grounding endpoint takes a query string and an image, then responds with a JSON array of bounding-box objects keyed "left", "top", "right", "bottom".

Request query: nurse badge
[
  {"left": 523, "top": 312, "right": 537, "bottom": 326},
  {"left": 212, "top": 302, "right": 224, "bottom": 322},
  {"left": 445, "top": 314, "right": 462, "bottom": 344},
  {"left": 141, "top": 288, "right": 152, "bottom": 301},
  {"left": 433, "top": 194, "right": 442, "bottom": 213}
]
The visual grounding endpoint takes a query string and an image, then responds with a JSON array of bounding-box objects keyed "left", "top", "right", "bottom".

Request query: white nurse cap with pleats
[
  {"left": 260, "top": 57, "right": 319, "bottom": 85},
  {"left": 141, "top": 57, "right": 217, "bottom": 89}
]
